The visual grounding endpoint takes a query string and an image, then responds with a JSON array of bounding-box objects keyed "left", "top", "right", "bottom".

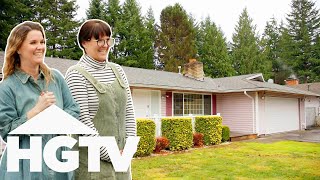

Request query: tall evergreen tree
[
  {"left": 262, "top": 17, "right": 280, "bottom": 66},
  {"left": 116, "top": 0, "right": 154, "bottom": 68},
  {"left": 105, "top": 0, "right": 122, "bottom": 61},
  {"left": 311, "top": 35, "right": 320, "bottom": 81},
  {"left": 231, "top": 8, "right": 271, "bottom": 77},
  {"left": 262, "top": 18, "right": 291, "bottom": 84},
  {"left": 197, "top": 17, "right": 235, "bottom": 78},
  {"left": 286, "top": 0, "right": 320, "bottom": 83},
  {"left": 34, "top": 0, "right": 81, "bottom": 59},
  {"left": 158, "top": 3, "right": 197, "bottom": 72},
  {"left": 144, "top": 7, "right": 158, "bottom": 68},
  {"left": 105, "top": 0, "right": 121, "bottom": 28},
  {"left": 278, "top": 23, "right": 296, "bottom": 62},
  {"left": 86, "top": 0, "right": 107, "bottom": 20},
  {"left": 0, "top": 0, "right": 34, "bottom": 50}
]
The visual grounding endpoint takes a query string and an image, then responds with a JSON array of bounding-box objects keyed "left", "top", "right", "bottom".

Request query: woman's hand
[{"left": 27, "top": 91, "right": 56, "bottom": 120}]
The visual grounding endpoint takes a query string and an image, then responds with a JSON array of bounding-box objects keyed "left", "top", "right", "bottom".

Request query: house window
[
  {"left": 174, "top": 93, "right": 183, "bottom": 116},
  {"left": 173, "top": 93, "right": 211, "bottom": 116},
  {"left": 204, "top": 95, "right": 211, "bottom": 115},
  {"left": 184, "top": 94, "right": 202, "bottom": 115}
]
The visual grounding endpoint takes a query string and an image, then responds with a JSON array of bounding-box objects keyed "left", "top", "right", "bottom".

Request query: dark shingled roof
[
  {"left": 289, "top": 83, "right": 320, "bottom": 95},
  {"left": 122, "top": 66, "right": 220, "bottom": 92},
  {"left": 0, "top": 51, "right": 319, "bottom": 96}
]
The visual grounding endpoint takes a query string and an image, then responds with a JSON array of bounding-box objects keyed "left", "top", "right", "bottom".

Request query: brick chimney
[
  {"left": 183, "top": 59, "right": 204, "bottom": 81},
  {"left": 285, "top": 75, "right": 299, "bottom": 85}
]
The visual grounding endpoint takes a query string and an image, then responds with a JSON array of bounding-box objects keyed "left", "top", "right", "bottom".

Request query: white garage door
[{"left": 264, "top": 97, "right": 299, "bottom": 134}]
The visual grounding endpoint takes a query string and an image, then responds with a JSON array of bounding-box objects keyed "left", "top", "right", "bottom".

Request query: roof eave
[
  {"left": 129, "top": 84, "right": 319, "bottom": 96},
  {"left": 129, "top": 84, "right": 220, "bottom": 93}
]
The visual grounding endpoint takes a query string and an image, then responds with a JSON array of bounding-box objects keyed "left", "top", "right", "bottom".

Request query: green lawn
[{"left": 132, "top": 141, "right": 320, "bottom": 179}]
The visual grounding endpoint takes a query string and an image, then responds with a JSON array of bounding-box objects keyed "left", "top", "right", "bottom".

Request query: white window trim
[{"left": 172, "top": 91, "right": 212, "bottom": 116}]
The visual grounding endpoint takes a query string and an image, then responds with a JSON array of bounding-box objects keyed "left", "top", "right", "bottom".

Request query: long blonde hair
[{"left": 2, "top": 21, "right": 52, "bottom": 85}]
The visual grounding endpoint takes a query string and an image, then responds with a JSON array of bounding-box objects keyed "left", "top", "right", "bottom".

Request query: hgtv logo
[{"left": 1, "top": 105, "right": 139, "bottom": 173}]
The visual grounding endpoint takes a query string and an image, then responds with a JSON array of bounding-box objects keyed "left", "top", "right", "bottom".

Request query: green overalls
[{"left": 69, "top": 63, "right": 131, "bottom": 180}]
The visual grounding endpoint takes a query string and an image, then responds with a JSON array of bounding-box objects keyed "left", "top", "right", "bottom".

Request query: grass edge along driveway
[{"left": 132, "top": 141, "right": 320, "bottom": 179}]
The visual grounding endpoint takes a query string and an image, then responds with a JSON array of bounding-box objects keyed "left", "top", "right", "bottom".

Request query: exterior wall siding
[{"left": 216, "top": 92, "right": 254, "bottom": 133}]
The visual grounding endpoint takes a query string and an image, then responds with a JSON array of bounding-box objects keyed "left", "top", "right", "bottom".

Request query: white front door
[
  {"left": 132, "top": 89, "right": 161, "bottom": 118},
  {"left": 132, "top": 89, "right": 151, "bottom": 118},
  {"left": 306, "top": 107, "right": 316, "bottom": 128},
  {"left": 263, "top": 97, "right": 299, "bottom": 134}
]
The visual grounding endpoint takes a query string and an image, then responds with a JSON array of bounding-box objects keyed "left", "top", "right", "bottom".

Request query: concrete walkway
[{"left": 249, "top": 128, "right": 320, "bottom": 143}]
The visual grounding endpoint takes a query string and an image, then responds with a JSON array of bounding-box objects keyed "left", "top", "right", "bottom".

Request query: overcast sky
[{"left": 76, "top": 0, "right": 320, "bottom": 42}]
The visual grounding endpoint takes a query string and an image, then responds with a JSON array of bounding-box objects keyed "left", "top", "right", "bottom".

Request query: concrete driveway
[{"left": 250, "top": 128, "right": 320, "bottom": 143}]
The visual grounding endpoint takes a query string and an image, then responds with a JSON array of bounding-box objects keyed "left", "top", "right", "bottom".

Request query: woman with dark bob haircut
[
  {"left": 65, "top": 19, "right": 136, "bottom": 180},
  {"left": 0, "top": 21, "right": 80, "bottom": 180}
]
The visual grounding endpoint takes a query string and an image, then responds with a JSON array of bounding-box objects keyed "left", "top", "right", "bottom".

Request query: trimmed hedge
[
  {"left": 135, "top": 119, "right": 156, "bottom": 157},
  {"left": 161, "top": 117, "right": 193, "bottom": 151},
  {"left": 221, "top": 125, "right": 230, "bottom": 142},
  {"left": 195, "top": 116, "right": 222, "bottom": 145}
]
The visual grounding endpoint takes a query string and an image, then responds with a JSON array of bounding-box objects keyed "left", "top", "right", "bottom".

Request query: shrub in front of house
[
  {"left": 135, "top": 119, "right": 156, "bottom": 157},
  {"left": 154, "top": 136, "right": 170, "bottom": 153},
  {"left": 161, "top": 117, "right": 193, "bottom": 151},
  {"left": 221, "top": 125, "right": 230, "bottom": 142},
  {"left": 195, "top": 116, "right": 222, "bottom": 145},
  {"left": 193, "top": 132, "right": 204, "bottom": 147}
]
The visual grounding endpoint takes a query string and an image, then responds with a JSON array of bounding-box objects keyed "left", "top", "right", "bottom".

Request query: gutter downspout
[
  {"left": 301, "top": 96, "right": 306, "bottom": 130},
  {"left": 244, "top": 91, "right": 255, "bottom": 134},
  {"left": 255, "top": 92, "right": 259, "bottom": 135}
]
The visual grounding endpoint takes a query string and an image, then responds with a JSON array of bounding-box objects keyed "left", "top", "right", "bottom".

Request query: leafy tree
[
  {"left": 158, "top": 3, "right": 197, "bottom": 72},
  {"left": 197, "top": 17, "right": 235, "bottom": 78},
  {"left": 0, "top": 0, "right": 34, "bottom": 50},
  {"left": 231, "top": 8, "right": 271, "bottom": 78},
  {"left": 86, "top": 0, "right": 107, "bottom": 20},
  {"left": 286, "top": 0, "right": 320, "bottom": 82},
  {"left": 116, "top": 0, "right": 154, "bottom": 68},
  {"left": 33, "top": 0, "right": 81, "bottom": 59}
]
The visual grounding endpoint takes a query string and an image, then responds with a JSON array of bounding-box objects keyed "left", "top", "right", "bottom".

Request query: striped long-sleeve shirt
[{"left": 65, "top": 54, "right": 136, "bottom": 161}]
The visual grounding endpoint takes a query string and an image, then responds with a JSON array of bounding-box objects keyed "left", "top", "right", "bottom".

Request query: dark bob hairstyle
[{"left": 77, "top": 19, "right": 112, "bottom": 50}]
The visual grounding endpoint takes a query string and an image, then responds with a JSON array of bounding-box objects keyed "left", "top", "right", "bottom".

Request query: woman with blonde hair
[{"left": 0, "top": 21, "right": 80, "bottom": 180}]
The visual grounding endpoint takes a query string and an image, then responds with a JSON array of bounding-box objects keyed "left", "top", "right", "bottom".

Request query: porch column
[{"left": 166, "top": 92, "right": 172, "bottom": 116}]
